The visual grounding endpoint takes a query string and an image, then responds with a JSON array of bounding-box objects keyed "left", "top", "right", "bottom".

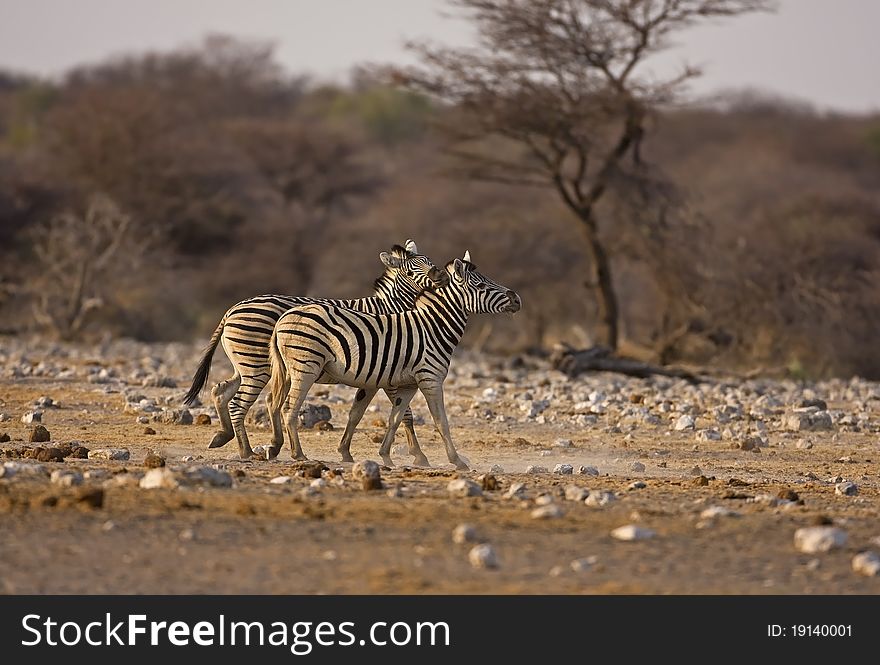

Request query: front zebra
[
  {"left": 183, "top": 240, "right": 447, "bottom": 460},
  {"left": 268, "top": 252, "right": 521, "bottom": 469}
]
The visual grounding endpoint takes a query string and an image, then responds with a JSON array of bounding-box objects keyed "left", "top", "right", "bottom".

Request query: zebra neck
[
  {"left": 416, "top": 285, "right": 469, "bottom": 346},
  {"left": 372, "top": 270, "right": 418, "bottom": 306}
]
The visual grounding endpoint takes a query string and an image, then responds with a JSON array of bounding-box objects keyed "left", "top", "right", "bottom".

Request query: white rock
[
  {"left": 50, "top": 470, "right": 83, "bottom": 487},
  {"left": 570, "top": 557, "right": 597, "bottom": 573},
  {"left": 564, "top": 485, "right": 589, "bottom": 502},
  {"left": 526, "top": 465, "right": 548, "bottom": 474},
  {"left": 553, "top": 463, "right": 573, "bottom": 475},
  {"left": 88, "top": 448, "right": 130, "bottom": 461},
  {"left": 794, "top": 527, "right": 847, "bottom": 553},
  {"left": 270, "top": 476, "right": 292, "bottom": 485},
  {"left": 628, "top": 481, "right": 646, "bottom": 490},
  {"left": 700, "top": 506, "right": 740, "bottom": 519},
  {"left": 611, "top": 525, "right": 656, "bottom": 541},
  {"left": 310, "top": 478, "right": 326, "bottom": 489},
  {"left": 489, "top": 464, "right": 504, "bottom": 474},
  {"left": 585, "top": 491, "right": 616, "bottom": 507},
  {"left": 21, "top": 411, "right": 42, "bottom": 424},
  {"left": 181, "top": 466, "right": 233, "bottom": 488},
  {"left": 1, "top": 461, "right": 48, "bottom": 478},
  {"left": 674, "top": 415, "right": 695, "bottom": 431},
  {"left": 139, "top": 468, "right": 179, "bottom": 489},
  {"left": 534, "top": 493, "right": 555, "bottom": 506},
  {"left": 504, "top": 482, "right": 527, "bottom": 499},
  {"left": 696, "top": 428, "right": 722, "bottom": 442},
  {"left": 352, "top": 460, "right": 381, "bottom": 482},
  {"left": 447, "top": 478, "right": 482, "bottom": 498},
  {"left": 835, "top": 481, "right": 859, "bottom": 496},
  {"left": 468, "top": 544, "right": 498, "bottom": 569},
  {"left": 554, "top": 439, "right": 572, "bottom": 448},
  {"left": 531, "top": 504, "right": 564, "bottom": 519},
  {"left": 630, "top": 461, "right": 646, "bottom": 472},
  {"left": 852, "top": 551, "right": 880, "bottom": 577},
  {"left": 452, "top": 523, "right": 479, "bottom": 544},
  {"left": 578, "top": 465, "right": 599, "bottom": 476}
]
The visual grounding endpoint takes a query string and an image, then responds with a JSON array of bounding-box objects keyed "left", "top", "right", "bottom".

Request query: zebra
[
  {"left": 268, "top": 251, "right": 521, "bottom": 469},
  {"left": 183, "top": 240, "right": 448, "bottom": 460}
]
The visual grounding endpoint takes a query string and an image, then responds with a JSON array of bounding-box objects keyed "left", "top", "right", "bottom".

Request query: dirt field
[{"left": 1, "top": 338, "right": 878, "bottom": 594}]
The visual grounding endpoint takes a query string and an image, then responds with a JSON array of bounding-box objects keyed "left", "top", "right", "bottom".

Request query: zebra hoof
[
  {"left": 412, "top": 454, "right": 430, "bottom": 467},
  {"left": 208, "top": 431, "right": 233, "bottom": 449},
  {"left": 380, "top": 455, "right": 395, "bottom": 468},
  {"left": 339, "top": 452, "right": 355, "bottom": 463},
  {"left": 454, "top": 459, "right": 470, "bottom": 471},
  {"left": 266, "top": 445, "right": 282, "bottom": 460}
]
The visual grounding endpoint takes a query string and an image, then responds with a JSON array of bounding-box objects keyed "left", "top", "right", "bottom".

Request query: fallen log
[{"left": 551, "top": 344, "right": 705, "bottom": 383}]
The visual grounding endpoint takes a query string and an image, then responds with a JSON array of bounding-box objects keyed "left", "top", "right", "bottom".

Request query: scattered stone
[
  {"left": 777, "top": 489, "right": 800, "bottom": 502},
  {"left": 270, "top": 476, "right": 292, "bottom": 485},
  {"left": 628, "top": 481, "right": 647, "bottom": 490},
  {"left": 88, "top": 448, "right": 130, "bottom": 461},
  {"left": 32, "top": 446, "right": 65, "bottom": 462},
  {"left": 452, "top": 523, "right": 479, "bottom": 544},
  {"left": 1, "top": 461, "right": 48, "bottom": 479},
  {"left": 674, "top": 415, "right": 695, "bottom": 431},
  {"left": 504, "top": 482, "right": 527, "bottom": 499},
  {"left": 157, "top": 409, "right": 193, "bottom": 425},
  {"left": 315, "top": 420, "right": 334, "bottom": 431},
  {"left": 630, "top": 461, "right": 645, "bottom": 472},
  {"left": 50, "top": 469, "right": 83, "bottom": 487},
  {"left": 526, "top": 465, "right": 548, "bottom": 474},
  {"left": 578, "top": 465, "right": 599, "bottom": 476},
  {"left": 139, "top": 468, "right": 178, "bottom": 489},
  {"left": 796, "top": 439, "right": 813, "bottom": 450},
  {"left": 554, "top": 438, "right": 573, "bottom": 448},
  {"left": 835, "top": 481, "right": 859, "bottom": 497},
  {"left": 143, "top": 453, "right": 165, "bottom": 468},
  {"left": 700, "top": 506, "right": 739, "bottom": 519},
  {"left": 784, "top": 411, "right": 833, "bottom": 432},
  {"left": 310, "top": 478, "right": 326, "bottom": 489},
  {"left": 468, "top": 544, "right": 498, "bottom": 569},
  {"left": 585, "top": 491, "right": 616, "bottom": 507},
  {"left": 690, "top": 466, "right": 703, "bottom": 476},
  {"left": 611, "top": 525, "right": 655, "bottom": 541},
  {"left": 21, "top": 411, "right": 42, "bottom": 424},
  {"left": 799, "top": 398, "right": 828, "bottom": 411},
  {"left": 479, "top": 473, "right": 498, "bottom": 491},
  {"left": 553, "top": 463, "right": 573, "bottom": 475},
  {"left": 489, "top": 464, "right": 504, "bottom": 474},
  {"left": 447, "top": 478, "right": 482, "bottom": 498},
  {"left": 570, "top": 557, "right": 596, "bottom": 573},
  {"left": 143, "top": 426, "right": 156, "bottom": 435},
  {"left": 794, "top": 526, "right": 847, "bottom": 553},
  {"left": 180, "top": 466, "right": 233, "bottom": 488},
  {"left": 696, "top": 429, "right": 722, "bottom": 442},
  {"left": 195, "top": 413, "right": 212, "bottom": 426},
  {"left": 564, "top": 485, "right": 589, "bottom": 502},
  {"left": 531, "top": 504, "right": 564, "bottom": 520},
  {"left": 28, "top": 425, "right": 51, "bottom": 443},
  {"left": 299, "top": 404, "right": 332, "bottom": 429},
  {"left": 352, "top": 460, "right": 382, "bottom": 491},
  {"left": 852, "top": 551, "right": 880, "bottom": 577},
  {"left": 0, "top": 432, "right": 9, "bottom": 443}
]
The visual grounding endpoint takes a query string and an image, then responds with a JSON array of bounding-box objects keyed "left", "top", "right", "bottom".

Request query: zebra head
[
  {"left": 447, "top": 251, "right": 521, "bottom": 314},
  {"left": 378, "top": 239, "right": 448, "bottom": 298}
]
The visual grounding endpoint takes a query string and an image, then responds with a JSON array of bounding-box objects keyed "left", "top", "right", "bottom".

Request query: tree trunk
[{"left": 578, "top": 212, "right": 619, "bottom": 350}]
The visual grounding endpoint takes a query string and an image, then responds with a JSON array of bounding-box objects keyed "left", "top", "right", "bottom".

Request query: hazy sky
[{"left": 1, "top": 0, "right": 878, "bottom": 112}]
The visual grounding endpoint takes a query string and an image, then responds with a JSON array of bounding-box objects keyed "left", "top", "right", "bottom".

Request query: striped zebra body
[
  {"left": 269, "top": 253, "right": 521, "bottom": 468},
  {"left": 183, "top": 242, "right": 447, "bottom": 461}
]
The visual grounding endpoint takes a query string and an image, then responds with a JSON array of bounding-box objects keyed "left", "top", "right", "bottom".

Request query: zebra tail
[
  {"left": 183, "top": 318, "right": 224, "bottom": 406},
  {"left": 268, "top": 327, "right": 288, "bottom": 411}
]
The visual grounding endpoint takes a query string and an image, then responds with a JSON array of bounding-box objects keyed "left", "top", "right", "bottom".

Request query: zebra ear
[
  {"left": 463, "top": 250, "right": 471, "bottom": 263},
  {"left": 380, "top": 251, "right": 402, "bottom": 269},
  {"left": 404, "top": 239, "right": 418, "bottom": 254},
  {"left": 453, "top": 258, "right": 467, "bottom": 279}
]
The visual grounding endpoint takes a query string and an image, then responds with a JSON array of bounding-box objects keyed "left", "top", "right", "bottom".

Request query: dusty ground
[{"left": 1, "top": 338, "right": 878, "bottom": 594}]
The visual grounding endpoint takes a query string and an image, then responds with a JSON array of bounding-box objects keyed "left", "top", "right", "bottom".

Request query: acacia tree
[{"left": 396, "top": 0, "right": 770, "bottom": 351}]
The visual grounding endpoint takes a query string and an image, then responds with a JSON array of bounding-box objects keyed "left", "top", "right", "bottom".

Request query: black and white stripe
[
  {"left": 183, "top": 240, "right": 447, "bottom": 460},
  {"left": 268, "top": 252, "right": 521, "bottom": 468}
]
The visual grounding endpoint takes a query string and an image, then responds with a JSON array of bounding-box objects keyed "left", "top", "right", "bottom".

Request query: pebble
[
  {"left": 21, "top": 411, "right": 42, "bottom": 424},
  {"left": 700, "top": 506, "right": 740, "bottom": 519},
  {"left": 88, "top": 448, "right": 131, "bottom": 461},
  {"left": 299, "top": 404, "right": 332, "bottom": 429},
  {"left": 578, "top": 465, "right": 599, "bottom": 476},
  {"left": 585, "top": 491, "right": 616, "bottom": 507},
  {"left": 352, "top": 460, "right": 382, "bottom": 491},
  {"left": 564, "top": 485, "right": 589, "bottom": 502},
  {"left": 526, "top": 465, "right": 548, "bottom": 474},
  {"left": 270, "top": 476, "right": 292, "bottom": 484},
  {"left": 28, "top": 425, "right": 51, "bottom": 443},
  {"left": 157, "top": 409, "right": 193, "bottom": 425},
  {"left": 480, "top": 473, "right": 498, "bottom": 491},
  {"left": 690, "top": 466, "right": 703, "bottom": 476},
  {"left": 835, "top": 481, "right": 858, "bottom": 496},
  {"left": 180, "top": 466, "right": 234, "bottom": 488},
  {"left": 570, "top": 557, "right": 597, "bottom": 573},
  {"left": 534, "top": 493, "right": 555, "bottom": 506},
  {"left": 796, "top": 438, "right": 813, "bottom": 450},
  {"left": 50, "top": 469, "right": 83, "bottom": 487},
  {"left": 143, "top": 453, "right": 165, "bottom": 468},
  {"left": 139, "top": 468, "right": 178, "bottom": 489},
  {"left": 447, "top": 478, "right": 482, "bottom": 498},
  {"left": 611, "top": 525, "right": 656, "bottom": 541},
  {"left": 310, "top": 478, "right": 326, "bottom": 489},
  {"left": 143, "top": 426, "right": 156, "bottom": 435},
  {"left": 489, "top": 464, "right": 504, "bottom": 474},
  {"left": 696, "top": 429, "right": 721, "bottom": 441},
  {"left": 554, "top": 439, "right": 572, "bottom": 448},
  {"left": 794, "top": 526, "right": 848, "bottom": 553},
  {"left": 851, "top": 551, "right": 880, "bottom": 577},
  {"left": 628, "top": 481, "right": 647, "bottom": 490},
  {"left": 195, "top": 414, "right": 211, "bottom": 426},
  {"left": 452, "top": 523, "right": 479, "bottom": 544},
  {"left": 468, "top": 544, "right": 498, "bottom": 569},
  {"left": 553, "top": 463, "right": 573, "bottom": 475},
  {"left": 504, "top": 482, "right": 527, "bottom": 499},
  {"left": 674, "top": 415, "right": 695, "bottom": 431},
  {"left": 630, "top": 461, "right": 645, "bottom": 472}
]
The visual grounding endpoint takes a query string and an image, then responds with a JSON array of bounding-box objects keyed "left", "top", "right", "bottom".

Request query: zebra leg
[
  {"left": 418, "top": 380, "right": 468, "bottom": 471},
  {"left": 377, "top": 386, "right": 418, "bottom": 467},
  {"left": 337, "top": 387, "right": 379, "bottom": 463},
  {"left": 208, "top": 373, "right": 240, "bottom": 448},
  {"left": 227, "top": 375, "right": 270, "bottom": 460},
  {"left": 384, "top": 388, "right": 429, "bottom": 467},
  {"left": 281, "top": 372, "right": 319, "bottom": 461},
  {"left": 264, "top": 374, "right": 291, "bottom": 460}
]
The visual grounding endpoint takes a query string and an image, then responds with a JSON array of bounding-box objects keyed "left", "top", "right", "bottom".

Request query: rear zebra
[
  {"left": 268, "top": 252, "right": 521, "bottom": 469},
  {"left": 183, "top": 240, "right": 448, "bottom": 460}
]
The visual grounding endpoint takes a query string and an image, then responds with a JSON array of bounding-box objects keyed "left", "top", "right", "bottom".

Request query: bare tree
[
  {"left": 28, "top": 195, "right": 140, "bottom": 339},
  {"left": 395, "top": 0, "right": 771, "bottom": 350}
]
